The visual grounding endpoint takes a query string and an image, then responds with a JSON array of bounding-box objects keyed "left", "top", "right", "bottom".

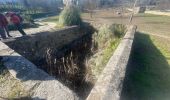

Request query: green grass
[
  {"left": 89, "top": 38, "right": 120, "bottom": 78},
  {"left": 88, "top": 24, "right": 125, "bottom": 79},
  {"left": 133, "top": 14, "right": 170, "bottom": 37},
  {"left": 135, "top": 13, "right": 170, "bottom": 22},
  {"left": 133, "top": 13, "right": 170, "bottom": 65},
  {"left": 121, "top": 13, "right": 170, "bottom": 100},
  {"left": 152, "top": 36, "right": 170, "bottom": 65},
  {"left": 121, "top": 33, "right": 170, "bottom": 100}
]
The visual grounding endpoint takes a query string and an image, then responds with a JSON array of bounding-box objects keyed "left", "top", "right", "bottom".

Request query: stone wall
[
  {"left": 0, "top": 25, "right": 137, "bottom": 99},
  {"left": 1, "top": 25, "right": 95, "bottom": 99},
  {"left": 0, "top": 26, "right": 82, "bottom": 99},
  {"left": 0, "top": 41, "right": 78, "bottom": 100},
  {"left": 3, "top": 26, "right": 80, "bottom": 65},
  {"left": 87, "top": 25, "right": 137, "bottom": 100}
]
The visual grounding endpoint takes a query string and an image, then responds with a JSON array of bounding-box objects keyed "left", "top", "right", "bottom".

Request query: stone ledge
[
  {"left": 87, "top": 25, "right": 137, "bottom": 100},
  {"left": 3, "top": 25, "right": 79, "bottom": 43},
  {"left": 0, "top": 41, "right": 78, "bottom": 100}
]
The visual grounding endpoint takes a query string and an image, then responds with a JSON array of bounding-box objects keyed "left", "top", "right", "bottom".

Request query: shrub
[
  {"left": 109, "top": 24, "right": 126, "bottom": 38},
  {"left": 94, "top": 25, "right": 114, "bottom": 48},
  {"left": 89, "top": 24, "right": 122, "bottom": 79},
  {"left": 59, "top": 6, "right": 82, "bottom": 26}
]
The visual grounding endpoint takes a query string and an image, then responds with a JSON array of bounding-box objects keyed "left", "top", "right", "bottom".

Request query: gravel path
[{"left": 9, "top": 21, "right": 56, "bottom": 38}]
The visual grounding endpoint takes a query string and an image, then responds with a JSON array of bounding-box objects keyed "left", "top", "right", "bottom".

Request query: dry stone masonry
[
  {"left": 0, "top": 25, "right": 137, "bottom": 100},
  {"left": 0, "top": 41, "right": 79, "bottom": 100}
]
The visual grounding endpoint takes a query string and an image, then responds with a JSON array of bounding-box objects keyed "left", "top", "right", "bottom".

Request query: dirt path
[{"left": 9, "top": 21, "right": 56, "bottom": 38}]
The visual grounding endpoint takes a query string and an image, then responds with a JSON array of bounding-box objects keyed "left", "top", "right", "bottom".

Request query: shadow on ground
[{"left": 121, "top": 32, "right": 170, "bottom": 100}]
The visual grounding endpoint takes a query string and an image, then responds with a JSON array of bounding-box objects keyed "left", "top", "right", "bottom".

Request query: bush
[
  {"left": 89, "top": 24, "right": 122, "bottom": 79},
  {"left": 59, "top": 6, "right": 82, "bottom": 26},
  {"left": 109, "top": 24, "right": 126, "bottom": 38},
  {"left": 95, "top": 25, "right": 114, "bottom": 48},
  {"left": 93, "top": 24, "right": 126, "bottom": 50}
]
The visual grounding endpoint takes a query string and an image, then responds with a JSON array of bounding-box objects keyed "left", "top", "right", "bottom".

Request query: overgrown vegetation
[
  {"left": 5, "top": 23, "right": 126, "bottom": 99},
  {"left": 59, "top": 6, "right": 82, "bottom": 26},
  {"left": 41, "top": 25, "right": 95, "bottom": 98},
  {"left": 110, "top": 24, "right": 127, "bottom": 38},
  {"left": 95, "top": 25, "right": 114, "bottom": 48},
  {"left": 42, "top": 24, "right": 126, "bottom": 98},
  {"left": 2, "top": 3, "right": 127, "bottom": 98},
  {"left": 88, "top": 24, "right": 126, "bottom": 79}
]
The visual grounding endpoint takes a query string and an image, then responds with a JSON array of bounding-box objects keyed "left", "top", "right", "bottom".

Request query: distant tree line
[
  {"left": 1, "top": 0, "right": 170, "bottom": 11},
  {"left": 0, "top": 0, "right": 63, "bottom": 12}
]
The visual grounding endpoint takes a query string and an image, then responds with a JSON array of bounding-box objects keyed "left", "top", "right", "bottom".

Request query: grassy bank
[
  {"left": 88, "top": 38, "right": 120, "bottom": 79},
  {"left": 133, "top": 13, "right": 170, "bottom": 37},
  {"left": 88, "top": 24, "right": 126, "bottom": 80},
  {"left": 120, "top": 12, "right": 170, "bottom": 100},
  {"left": 121, "top": 32, "right": 170, "bottom": 100}
]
